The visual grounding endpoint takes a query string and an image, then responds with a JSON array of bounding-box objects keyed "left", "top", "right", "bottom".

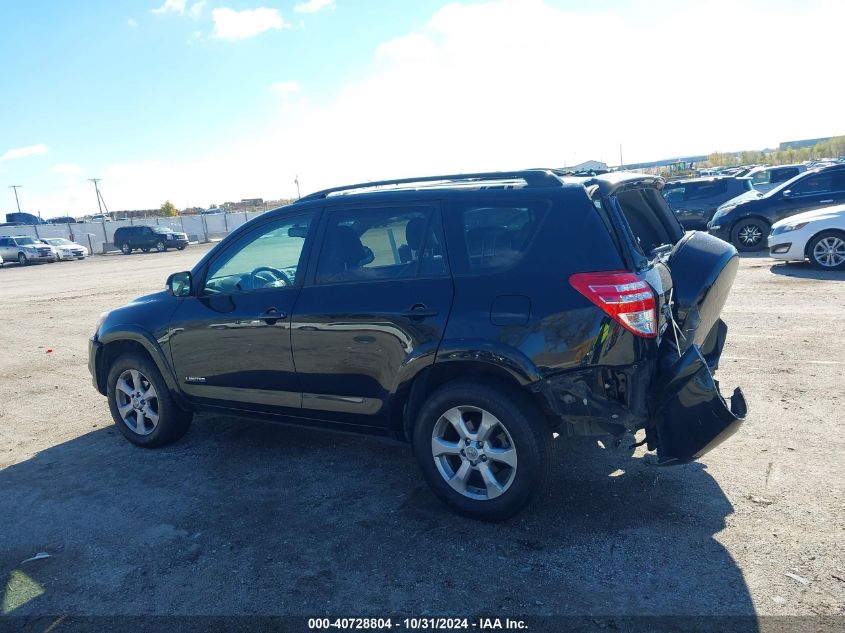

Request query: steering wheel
[{"left": 248, "top": 266, "right": 292, "bottom": 289}]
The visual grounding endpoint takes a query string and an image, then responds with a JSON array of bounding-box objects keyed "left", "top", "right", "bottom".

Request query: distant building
[
  {"left": 564, "top": 160, "right": 608, "bottom": 172},
  {"left": 109, "top": 209, "right": 159, "bottom": 219}
]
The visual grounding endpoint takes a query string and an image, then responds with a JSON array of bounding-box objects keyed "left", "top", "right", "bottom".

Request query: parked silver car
[{"left": 0, "top": 235, "right": 57, "bottom": 265}]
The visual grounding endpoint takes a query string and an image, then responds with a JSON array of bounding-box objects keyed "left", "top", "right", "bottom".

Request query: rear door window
[{"left": 315, "top": 205, "right": 446, "bottom": 284}]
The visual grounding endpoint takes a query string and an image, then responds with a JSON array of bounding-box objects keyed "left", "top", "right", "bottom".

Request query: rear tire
[
  {"left": 177, "top": 246, "right": 186, "bottom": 251},
  {"left": 106, "top": 353, "right": 192, "bottom": 448},
  {"left": 412, "top": 379, "right": 551, "bottom": 521},
  {"left": 808, "top": 230, "right": 845, "bottom": 270},
  {"left": 120, "top": 243, "right": 132, "bottom": 255},
  {"left": 141, "top": 247, "right": 150, "bottom": 253},
  {"left": 732, "top": 218, "right": 769, "bottom": 252}
]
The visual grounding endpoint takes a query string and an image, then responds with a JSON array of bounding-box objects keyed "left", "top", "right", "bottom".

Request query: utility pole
[
  {"left": 8, "top": 185, "right": 22, "bottom": 213},
  {"left": 295, "top": 174, "right": 301, "bottom": 200},
  {"left": 88, "top": 178, "right": 109, "bottom": 216},
  {"left": 619, "top": 144, "right": 624, "bottom": 170}
]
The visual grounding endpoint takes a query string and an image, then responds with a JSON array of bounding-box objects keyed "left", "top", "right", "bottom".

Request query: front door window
[{"left": 203, "top": 214, "right": 314, "bottom": 294}]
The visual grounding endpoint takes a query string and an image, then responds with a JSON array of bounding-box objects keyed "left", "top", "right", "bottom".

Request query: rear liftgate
[{"left": 649, "top": 231, "right": 748, "bottom": 464}]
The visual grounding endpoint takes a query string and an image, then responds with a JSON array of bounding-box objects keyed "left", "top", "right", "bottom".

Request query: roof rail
[{"left": 299, "top": 170, "right": 562, "bottom": 201}]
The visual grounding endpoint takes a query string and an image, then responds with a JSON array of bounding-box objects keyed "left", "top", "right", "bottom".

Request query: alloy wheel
[
  {"left": 737, "top": 223, "right": 763, "bottom": 247},
  {"left": 115, "top": 369, "right": 160, "bottom": 436},
  {"left": 18, "top": 253, "right": 27, "bottom": 266},
  {"left": 156, "top": 241, "right": 166, "bottom": 252},
  {"left": 812, "top": 236, "right": 845, "bottom": 268},
  {"left": 431, "top": 405, "right": 518, "bottom": 501},
  {"left": 121, "top": 243, "right": 131, "bottom": 254}
]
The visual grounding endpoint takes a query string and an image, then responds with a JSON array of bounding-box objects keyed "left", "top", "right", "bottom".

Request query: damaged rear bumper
[
  {"left": 650, "top": 345, "right": 746, "bottom": 464},
  {"left": 536, "top": 332, "right": 746, "bottom": 463}
]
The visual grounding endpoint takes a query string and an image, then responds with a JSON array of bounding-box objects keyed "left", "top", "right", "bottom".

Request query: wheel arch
[
  {"left": 804, "top": 227, "right": 845, "bottom": 258},
  {"left": 394, "top": 358, "right": 542, "bottom": 444},
  {"left": 96, "top": 328, "right": 186, "bottom": 407},
  {"left": 730, "top": 214, "right": 771, "bottom": 234}
]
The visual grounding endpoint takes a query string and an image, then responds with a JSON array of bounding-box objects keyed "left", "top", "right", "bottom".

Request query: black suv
[
  {"left": 662, "top": 176, "right": 752, "bottom": 230},
  {"left": 113, "top": 225, "right": 189, "bottom": 254},
  {"left": 709, "top": 164, "right": 845, "bottom": 251},
  {"left": 89, "top": 170, "right": 746, "bottom": 520}
]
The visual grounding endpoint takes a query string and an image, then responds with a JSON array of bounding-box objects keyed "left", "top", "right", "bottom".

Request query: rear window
[
  {"left": 685, "top": 180, "right": 728, "bottom": 200},
  {"left": 772, "top": 167, "right": 799, "bottom": 183},
  {"left": 458, "top": 203, "right": 542, "bottom": 271}
]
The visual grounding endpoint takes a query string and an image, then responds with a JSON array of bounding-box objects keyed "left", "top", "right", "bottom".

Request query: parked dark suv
[
  {"left": 709, "top": 164, "right": 845, "bottom": 251},
  {"left": 89, "top": 170, "right": 747, "bottom": 520},
  {"left": 662, "top": 176, "right": 753, "bottom": 230},
  {"left": 113, "top": 225, "right": 189, "bottom": 254}
]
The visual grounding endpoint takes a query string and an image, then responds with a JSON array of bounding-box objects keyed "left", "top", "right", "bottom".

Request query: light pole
[{"left": 8, "top": 185, "right": 22, "bottom": 213}]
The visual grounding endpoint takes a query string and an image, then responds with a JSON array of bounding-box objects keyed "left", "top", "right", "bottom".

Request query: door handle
[
  {"left": 402, "top": 304, "right": 439, "bottom": 319},
  {"left": 820, "top": 199, "right": 834, "bottom": 204},
  {"left": 258, "top": 308, "right": 286, "bottom": 324}
]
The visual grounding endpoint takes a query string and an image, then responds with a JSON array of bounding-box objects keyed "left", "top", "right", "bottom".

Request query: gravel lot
[{"left": 1, "top": 245, "right": 843, "bottom": 621}]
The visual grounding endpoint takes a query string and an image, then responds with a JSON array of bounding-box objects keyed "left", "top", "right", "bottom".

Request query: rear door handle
[
  {"left": 259, "top": 308, "right": 286, "bottom": 324},
  {"left": 402, "top": 304, "right": 439, "bottom": 319},
  {"left": 820, "top": 199, "right": 834, "bottom": 204}
]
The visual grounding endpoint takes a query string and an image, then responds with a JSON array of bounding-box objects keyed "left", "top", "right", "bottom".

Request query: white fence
[{"left": 4, "top": 211, "right": 270, "bottom": 255}]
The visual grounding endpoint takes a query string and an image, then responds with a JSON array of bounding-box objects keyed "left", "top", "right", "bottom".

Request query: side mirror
[
  {"left": 166, "top": 271, "right": 192, "bottom": 297},
  {"left": 782, "top": 189, "right": 793, "bottom": 199}
]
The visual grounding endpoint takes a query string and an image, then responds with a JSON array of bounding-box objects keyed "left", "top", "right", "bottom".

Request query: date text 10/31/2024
[{"left": 307, "top": 618, "right": 528, "bottom": 630}]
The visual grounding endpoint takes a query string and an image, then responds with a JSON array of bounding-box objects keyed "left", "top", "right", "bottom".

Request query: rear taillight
[{"left": 569, "top": 271, "right": 657, "bottom": 338}]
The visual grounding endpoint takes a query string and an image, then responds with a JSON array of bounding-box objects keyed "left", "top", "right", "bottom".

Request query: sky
[{"left": 1, "top": 0, "right": 843, "bottom": 218}]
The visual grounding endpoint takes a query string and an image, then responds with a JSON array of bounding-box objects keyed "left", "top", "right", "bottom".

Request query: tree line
[{"left": 708, "top": 136, "right": 845, "bottom": 167}]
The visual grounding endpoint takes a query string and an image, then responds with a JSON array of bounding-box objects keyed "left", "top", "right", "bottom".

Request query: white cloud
[
  {"left": 212, "top": 7, "right": 286, "bottom": 40},
  {"left": 189, "top": 1, "right": 206, "bottom": 19},
  {"left": 50, "top": 163, "right": 83, "bottom": 175},
  {"left": 270, "top": 80, "right": 301, "bottom": 97},
  {"left": 294, "top": 0, "right": 335, "bottom": 14},
  {"left": 127, "top": 18, "right": 138, "bottom": 27},
  {"left": 27, "top": 1, "right": 845, "bottom": 214},
  {"left": 0, "top": 144, "right": 48, "bottom": 161},
  {"left": 152, "top": 0, "right": 186, "bottom": 14}
]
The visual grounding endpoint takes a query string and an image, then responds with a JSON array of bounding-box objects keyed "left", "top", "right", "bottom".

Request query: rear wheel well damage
[
  {"left": 395, "top": 361, "right": 546, "bottom": 443},
  {"left": 535, "top": 364, "right": 654, "bottom": 438}
]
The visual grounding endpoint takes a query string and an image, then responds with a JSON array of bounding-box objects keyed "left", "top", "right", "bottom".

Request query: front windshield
[
  {"left": 152, "top": 226, "right": 175, "bottom": 234},
  {"left": 47, "top": 238, "right": 72, "bottom": 246},
  {"left": 16, "top": 237, "right": 37, "bottom": 245}
]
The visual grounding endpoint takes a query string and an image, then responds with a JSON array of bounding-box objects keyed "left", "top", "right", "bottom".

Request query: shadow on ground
[
  {"left": 1, "top": 415, "right": 756, "bottom": 621},
  {"left": 769, "top": 261, "right": 845, "bottom": 280}
]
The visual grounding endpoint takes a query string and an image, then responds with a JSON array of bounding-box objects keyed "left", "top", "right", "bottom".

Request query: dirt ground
[{"left": 0, "top": 245, "right": 843, "bottom": 622}]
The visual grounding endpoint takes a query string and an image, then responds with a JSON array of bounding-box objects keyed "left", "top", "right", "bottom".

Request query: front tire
[
  {"left": 732, "top": 218, "right": 769, "bottom": 252},
  {"left": 808, "top": 230, "right": 845, "bottom": 270},
  {"left": 412, "top": 379, "right": 551, "bottom": 521},
  {"left": 106, "top": 353, "right": 192, "bottom": 448},
  {"left": 17, "top": 253, "right": 27, "bottom": 266},
  {"left": 155, "top": 241, "right": 166, "bottom": 252}
]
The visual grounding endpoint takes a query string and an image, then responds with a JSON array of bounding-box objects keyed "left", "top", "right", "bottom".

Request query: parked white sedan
[
  {"left": 768, "top": 204, "right": 845, "bottom": 270},
  {"left": 39, "top": 238, "right": 89, "bottom": 260}
]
